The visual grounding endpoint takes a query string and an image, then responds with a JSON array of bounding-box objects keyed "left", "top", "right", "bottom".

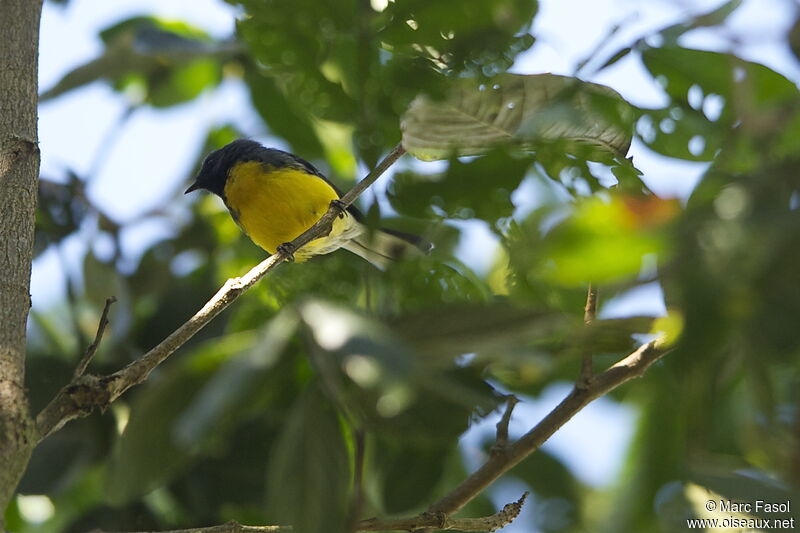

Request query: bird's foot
[
  {"left": 330, "top": 199, "right": 347, "bottom": 219},
  {"left": 277, "top": 242, "right": 296, "bottom": 262}
]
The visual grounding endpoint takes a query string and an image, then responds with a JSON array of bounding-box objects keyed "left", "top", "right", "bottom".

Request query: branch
[
  {"left": 35, "top": 144, "right": 407, "bottom": 442},
  {"left": 426, "top": 337, "right": 671, "bottom": 516},
  {"left": 86, "top": 493, "right": 528, "bottom": 533},
  {"left": 493, "top": 395, "right": 518, "bottom": 450},
  {"left": 578, "top": 283, "right": 598, "bottom": 388},
  {"left": 88, "top": 523, "right": 288, "bottom": 533},
  {"left": 73, "top": 296, "right": 117, "bottom": 379}
]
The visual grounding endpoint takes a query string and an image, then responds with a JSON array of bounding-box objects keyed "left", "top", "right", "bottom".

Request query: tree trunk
[{"left": 0, "top": 0, "right": 44, "bottom": 528}]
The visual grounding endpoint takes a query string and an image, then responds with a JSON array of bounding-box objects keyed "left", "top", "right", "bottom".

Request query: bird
[{"left": 185, "top": 139, "right": 427, "bottom": 269}]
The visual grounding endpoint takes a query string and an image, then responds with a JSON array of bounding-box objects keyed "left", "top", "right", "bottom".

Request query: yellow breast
[{"left": 223, "top": 161, "right": 359, "bottom": 260}]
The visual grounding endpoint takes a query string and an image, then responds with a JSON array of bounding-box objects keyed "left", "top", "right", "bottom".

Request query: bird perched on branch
[{"left": 185, "top": 139, "right": 427, "bottom": 269}]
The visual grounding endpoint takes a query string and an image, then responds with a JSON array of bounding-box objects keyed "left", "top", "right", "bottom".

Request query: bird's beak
[{"left": 185, "top": 181, "right": 200, "bottom": 194}]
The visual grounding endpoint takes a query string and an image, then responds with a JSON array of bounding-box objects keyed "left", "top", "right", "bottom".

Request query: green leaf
[
  {"left": 636, "top": 106, "right": 721, "bottom": 161},
  {"left": 174, "top": 311, "right": 300, "bottom": 447},
  {"left": 690, "top": 470, "right": 800, "bottom": 522},
  {"left": 234, "top": 0, "right": 359, "bottom": 123},
  {"left": 376, "top": 441, "right": 448, "bottom": 513},
  {"left": 105, "top": 367, "right": 213, "bottom": 504},
  {"left": 641, "top": 47, "right": 797, "bottom": 112},
  {"left": 401, "top": 73, "right": 633, "bottom": 161},
  {"left": 265, "top": 385, "right": 350, "bottom": 533},
  {"left": 655, "top": 0, "right": 743, "bottom": 45},
  {"left": 244, "top": 66, "right": 326, "bottom": 159},
  {"left": 388, "top": 149, "right": 534, "bottom": 223},
  {"left": 379, "top": 0, "right": 537, "bottom": 76},
  {"left": 504, "top": 448, "right": 583, "bottom": 531},
  {"left": 529, "top": 194, "right": 679, "bottom": 286},
  {"left": 41, "top": 16, "right": 232, "bottom": 106},
  {"left": 391, "top": 301, "right": 573, "bottom": 361},
  {"left": 35, "top": 174, "right": 92, "bottom": 257}
]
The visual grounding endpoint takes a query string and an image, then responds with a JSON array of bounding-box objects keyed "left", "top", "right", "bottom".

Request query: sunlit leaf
[
  {"left": 534, "top": 194, "right": 679, "bottom": 286},
  {"left": 401, "top": 73, "right": 634, "bottom": 161}
]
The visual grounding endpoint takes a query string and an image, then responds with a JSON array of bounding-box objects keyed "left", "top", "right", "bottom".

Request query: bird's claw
[
  {"left": 277, "top": 242, "right": 296, "bottom": 262},
  {"left": 330, "top": 199, "right": 347, "bottom": 219}
]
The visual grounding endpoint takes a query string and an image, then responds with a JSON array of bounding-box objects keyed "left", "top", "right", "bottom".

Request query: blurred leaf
[
  {"left": 637, "top": 46, "right": 799, "bottom": 164},
  {"left": 35, "top": 174, "right": 94, "bottom": 257},
  {"left": 401, "top": 73, "right": 634, "bottom": 161},
  {"left": 174, "top": 311, "right": 299, "bottom": 447},
  {"left": 690, "top": 470, "right": 800, "bottom": 521},
  {"left": 18, "top": 417, "right": 108, "bottom": 495},
  {"left": 504, "top": 447, "right": 583, "bottom": 532},
  {"left": 379, "top": 0, "right": 537, "bottom": 77},
  {"left": 601, "top": 377, "right": 687, "bottom": 533},
  {"left": 243, "top": 66, "right": 326, "bottom": 159},
  {"left": 389, "top": 150, "right": 534, "bottom": 223},
  {"left": 641, "top": 46, "right": 797, "bottom": 113},
  {"left": 82, "top": 251, "right": 125, "bottom": 308},
  {"left": 41, "top": 16, "right": 235, "bottom": 106},
  {"left": 265, "top": 385, "right": 350, "bottom": 533},
  {"left": 573, "top": 316, "right": 657, "bottom": 355},
  {"left": 391, "top": 301, "right": 573, "bottom": 361},
  {"left": 533, "top": 194, "right": 679, "bottom": 286},
  {"left": 105, "top": 366, "right": 213, "bottom": 505},
  {"left": 298, "top": 298, "right": 412, "bottom": 376},
  {"left": 791, "top": 13, "right": 800, "bottom": 63},
  {"left": 234, "top": 0, "right": 359, "bottom": 123},
  {"left": 102, "top": 334, "right": 257, "bottom": 506},
  {"left": 635, "top": 106, "right": 723, "bottom": 162},
  {"left": 376, "top": 441, "right": 449, "bottom": 513},
  {"left": 655, "top": 0, "right": 743, "bottom": 45}
]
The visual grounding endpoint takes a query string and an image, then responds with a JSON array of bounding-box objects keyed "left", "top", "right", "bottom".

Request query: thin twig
[
  {"left": 578, "top": 283, "right": 598, "bottom": 388},
  {"left": 73, "top": 296, "right": 117, "bottom": 380},
  {"left": 35, "top": 145, "right": 406, "bottom": 442},
  {"left": 493, "top": 395, "right": 519, "bottom": 451},
  {"left": 426, "top": 337, "right": 670, "bottom": 516}
]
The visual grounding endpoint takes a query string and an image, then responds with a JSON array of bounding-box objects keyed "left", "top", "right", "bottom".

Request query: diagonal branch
[
  {"left": 35, "top": 144, "right": 407, "bottom": 442},
  {"left": 426, "top": 337, "right": 670, "bottom": 516}
]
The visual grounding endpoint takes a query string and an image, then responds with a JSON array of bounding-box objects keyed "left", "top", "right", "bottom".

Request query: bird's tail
[{"left": 342, "top": 227, "right": 430, "bottom": 270}]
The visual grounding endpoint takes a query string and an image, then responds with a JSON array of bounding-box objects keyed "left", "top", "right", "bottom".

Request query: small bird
[{"left": 185, "top": 139, "right": 426, "bottom": 269}]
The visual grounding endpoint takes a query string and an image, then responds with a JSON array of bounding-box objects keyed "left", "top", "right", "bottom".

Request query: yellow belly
[{"left": 223, "top": 161, "right": 359, "bottom": 260}]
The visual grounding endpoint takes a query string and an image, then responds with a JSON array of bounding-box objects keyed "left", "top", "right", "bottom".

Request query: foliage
[{"left": 12, "top": 0, "right": 800, "bottom": 532}]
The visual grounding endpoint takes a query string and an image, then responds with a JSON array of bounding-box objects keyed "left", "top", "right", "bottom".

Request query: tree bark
[{"left": 0, "top": 0, "right": 44, "bottom": 528}]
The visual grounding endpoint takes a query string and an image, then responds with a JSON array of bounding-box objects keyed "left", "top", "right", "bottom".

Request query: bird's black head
[{"left": 185, "top": 139, "right": 267, "bottom": 198}]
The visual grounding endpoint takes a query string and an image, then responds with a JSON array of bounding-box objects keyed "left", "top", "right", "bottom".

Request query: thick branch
[
  {"left": 426, "top": 338, "right": 670, "bottom": 516},
  {"left": 35, "top": 145, "right": 406, "bottom": 441}
]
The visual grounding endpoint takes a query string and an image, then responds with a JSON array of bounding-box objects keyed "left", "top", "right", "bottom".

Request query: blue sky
[{"left": 32, "top": 0, "right": 799, "bottom": 530}]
